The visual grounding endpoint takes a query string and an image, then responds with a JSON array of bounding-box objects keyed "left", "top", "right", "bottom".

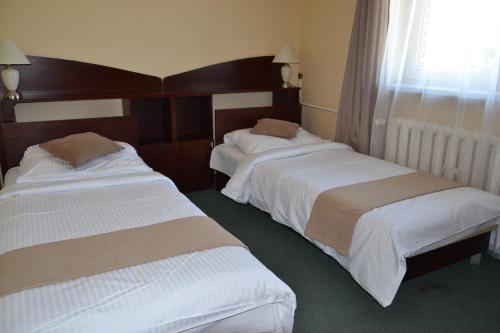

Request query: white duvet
[
  {"left": 0, "top": 171, "right": 295, "bottom": 333},
  {"left": 222, "top": 142, "right": 500, "bottom": 307}
]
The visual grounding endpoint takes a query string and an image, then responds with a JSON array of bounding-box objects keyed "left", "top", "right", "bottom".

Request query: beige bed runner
[
  {"left": 0, "top": 216, "right": 246, "bottom": 297},
  {"left": 305, "top": 171, "right": 463, "bottom": 256}
]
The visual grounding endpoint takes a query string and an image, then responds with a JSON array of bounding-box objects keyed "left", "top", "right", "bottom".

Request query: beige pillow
[
  {"left": 250, "top": 118, "right": 299, "bottom": 139},
  {"left": 39, "top": 132, "right": 124, "bottom": 168}
]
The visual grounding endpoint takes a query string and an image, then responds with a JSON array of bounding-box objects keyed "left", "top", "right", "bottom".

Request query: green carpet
[{"left": 187, "top": 190, "right": 500, "bottom": 333}]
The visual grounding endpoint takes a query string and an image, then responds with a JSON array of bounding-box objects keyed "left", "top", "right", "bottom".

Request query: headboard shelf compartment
[
  {"left": 125, "top": 98, "right": 173, "bottom": 145},
  {"left": 175, "top": 95, "right": 212, "bottom": 142}
]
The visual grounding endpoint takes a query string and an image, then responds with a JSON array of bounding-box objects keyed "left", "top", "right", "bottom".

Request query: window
[
  {"left": 390, "top": 0, "right": 500, "bottom": 92},
  {"left": 415, "top": 0, "right": 500, "bottom": 75}
]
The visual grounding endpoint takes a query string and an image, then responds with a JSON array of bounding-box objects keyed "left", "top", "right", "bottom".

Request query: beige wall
[
  {"left": 301, "top": 105, "right": 337, "bottom": 139},
  {"left": 0, "top": 0, "right": 300, "bottom": 77},
  {"left": 0, "top": 0, "right": 357, "bottom": 138},
  {"left": 299, "top": 0, "right": 356, "bottom": 139}
]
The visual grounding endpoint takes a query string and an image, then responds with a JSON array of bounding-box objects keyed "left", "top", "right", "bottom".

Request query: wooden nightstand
[{"left": 126, "top": 96, "right": 213, "bottom": 192}]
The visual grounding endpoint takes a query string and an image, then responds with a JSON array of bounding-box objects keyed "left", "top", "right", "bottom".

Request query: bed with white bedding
[
  {"left": 211, "top": 137, "right": 500, "bottom": 307},
  {"left": 0, "top": 144, "right": 296, "bottom": 333}
]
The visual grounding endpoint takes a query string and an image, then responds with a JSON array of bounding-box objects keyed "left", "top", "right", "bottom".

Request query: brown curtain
[{"left": 335, "top": 0, "right": 390, "bottom": 154}]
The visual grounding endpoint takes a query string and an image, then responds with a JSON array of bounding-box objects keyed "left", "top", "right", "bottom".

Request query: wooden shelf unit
[
  {"left": 126, "top": 94, "right": 214, "bottom": 192},
  {"left": 127, "top": 88, "right": 301, "bottom": 192},
  {"left": 125, "top": 98, "right": 173, "bottom": 145},
  {"left": 175, "top": 95, "right": 212, "bottom": 142}
]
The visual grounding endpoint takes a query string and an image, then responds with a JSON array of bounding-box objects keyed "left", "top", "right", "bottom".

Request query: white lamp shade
[
  {"left": 272, "top": 45, "right": 299, "bottom": 64},
  {"left": 0, "top": 40, "right": 30, "bottom": 65}
]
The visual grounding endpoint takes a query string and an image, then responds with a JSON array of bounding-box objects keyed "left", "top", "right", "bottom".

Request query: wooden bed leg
[{"left": 470, "top": 253, "right": 482, "bottom": 266}]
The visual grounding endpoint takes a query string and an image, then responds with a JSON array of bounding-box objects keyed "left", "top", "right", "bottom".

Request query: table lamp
[
  {"left": 273, "top": 45, "right": 299, "bottom": 88},
  {"left": 0, "top": 40, "right": 30, "bottom": 100}
]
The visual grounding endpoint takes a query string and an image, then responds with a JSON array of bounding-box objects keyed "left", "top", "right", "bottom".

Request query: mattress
[
  {"left": 0, "top": 168, "right": 296, "bottom": 333},
  {"left": 221, "top": 142, "right": 500, "bottom": 307},
  {"left": 210, "top": 144, "right": 246, "bottom": 177}
]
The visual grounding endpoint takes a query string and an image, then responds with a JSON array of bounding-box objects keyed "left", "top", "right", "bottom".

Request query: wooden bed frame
[{"left": 212, "top": 108, "right": 496, "bottom": 281}]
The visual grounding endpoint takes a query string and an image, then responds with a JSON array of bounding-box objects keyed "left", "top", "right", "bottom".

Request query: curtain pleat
[{"left": 335, "top": 0, "right": 390, "bottom": 154}]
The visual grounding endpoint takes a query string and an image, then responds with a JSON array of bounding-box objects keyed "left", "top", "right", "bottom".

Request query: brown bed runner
[
  {"left": 305, "top": 171, "right": 463, "bottom": 256},
  {"left": 0, "top": 216, "right": 246, "bottom": 297}
]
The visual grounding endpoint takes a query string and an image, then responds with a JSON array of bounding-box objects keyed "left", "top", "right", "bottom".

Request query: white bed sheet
[
  {"left": 210, "top": 144, "right": 246, "bottom": 177},
  {"left": 0, "top": 170, "right": 295, "bottom": 333},
  {"left": 4, "top": 166, "right": 19, "bottom": 188},
  {"left": 222, "top": 142, "right": 500, "bottom": 307}
]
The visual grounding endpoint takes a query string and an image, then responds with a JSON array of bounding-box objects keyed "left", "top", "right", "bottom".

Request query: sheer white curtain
[{"left": 371, "top": 0, "right": 500, "bottom": 194}]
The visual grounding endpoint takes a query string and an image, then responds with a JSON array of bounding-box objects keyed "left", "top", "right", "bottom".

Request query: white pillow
[
  {"left": 224, "top": 127, "right": 324, "bottom": 154},
  {"left": 17, "top": 142, "right": 152, "bottom": 183}
]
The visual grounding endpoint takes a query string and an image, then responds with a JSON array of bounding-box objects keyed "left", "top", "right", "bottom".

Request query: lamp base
[
  {"left": 3, "top": 90, "right": 20, "bottom": 100},
  {"left": 280, "top": 64, "right": 295, "bottom": 89},
  {"left": 2, "top": 66, "right": 21, "bottom": 100}
]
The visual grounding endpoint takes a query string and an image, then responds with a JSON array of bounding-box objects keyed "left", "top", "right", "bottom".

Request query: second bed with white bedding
[
  {"left": 0, "top": 168, "right": 296, "bottom": 333},
  {"left": 212, "top": 142, "right": 500, "bottom": 307}
]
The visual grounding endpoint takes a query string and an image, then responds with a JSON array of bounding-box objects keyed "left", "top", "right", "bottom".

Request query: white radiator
[{"left": 385, "top": 117, "right": 500, "bottom": 195}]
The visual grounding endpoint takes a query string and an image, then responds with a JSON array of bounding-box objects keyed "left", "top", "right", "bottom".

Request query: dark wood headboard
[
  {"left": 0, "top": 56, "right": 162, "bottom": 173},
  {"left": 163, "top": 56, "right": 301, "bottom": 145},
  {"left": 0, "top": 55, "right": 300, "bottom": 176}
]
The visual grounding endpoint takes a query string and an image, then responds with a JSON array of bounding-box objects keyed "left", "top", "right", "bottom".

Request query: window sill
[{"left": 388, "top": 83, "right": 493, "bottom": 100}]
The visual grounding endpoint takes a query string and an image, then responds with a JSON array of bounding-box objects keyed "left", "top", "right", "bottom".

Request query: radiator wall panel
[
  {"left": 419, "top": 130, "right": 434, "bottom": 173},
  {"left": 385, "top": 118, "right": 500, "bottom": 195},
  {"left": 488, "top": 147, "right": 500, "bottom": 194},
  {"left": 408, "top": 127, "right": 421, "bottom": 169}
]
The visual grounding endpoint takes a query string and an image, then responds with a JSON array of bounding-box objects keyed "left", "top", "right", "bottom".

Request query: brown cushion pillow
[
  {"left": 250, "top": 118, "right": 299, "bottom": 139},
  {"left": 39, "top": 132, "right": 124, "bottom": 168}
]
